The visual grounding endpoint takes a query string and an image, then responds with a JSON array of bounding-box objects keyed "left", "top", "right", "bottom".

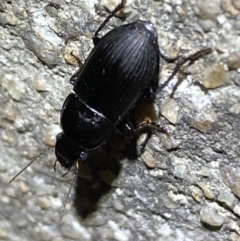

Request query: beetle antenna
[
  {"left": 94, "top": 0, "right": 126, "bottom": 40},
  {"left": 9, "top": 147, "right": 52, "bottom": 184},
  {"left": 60, "top": 161, "right": 80, "bottom": 222},
  {"left": 154, "top": 47, "right": 212, "bottom": 97}
]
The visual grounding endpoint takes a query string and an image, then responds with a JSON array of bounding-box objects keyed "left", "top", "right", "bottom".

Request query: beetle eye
[{"left": 79, "top": 149, "right": 88, "bottom": 161}]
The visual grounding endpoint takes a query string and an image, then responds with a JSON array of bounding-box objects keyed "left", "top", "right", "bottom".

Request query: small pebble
[
  {"left": 194, "top": 0, "right": 222, "bottom": 20},
  {"left": 217, "top": 189, "right": 235, "bottom": 208},
  {"left": 161, "top": 97, "right": 179, "bottom": 124},
  {"left": 38, "top": 225, "right": 56, "bottom": 241},
  {"left": 233, "top": 205, "right": 240, "bottom": 217},
  {"left": 227, "top": 51, "right": 240, "bottom": 70},
  {"left": 230, "top": 103, "right": 240, "bottom": 115},
  {"left": 228, "top": 221, "right": 240, "bottom": 235},
  {"left": 191, "top": 186, "right": 203, "bottom": 203},
  {"left": 200, "top": 206, "right": 225, "bottom": 227},
  {"left": 11, "top": 212, "right": 28, "bottom": 228},
  {"left": 85, "top": 215, "right": 107, "bottom": 227},
  {"left": 0, "top": 10, "right": 18, "bottom": 25},
  {"left": 43, "top": 124, "right": 61, "bottom": 146},
  {"left": 223, "top": 0, "right": 239, "bottom": 15},
  {"left": 19, "top": 182, "right": 29, "bottom": 194},
  {"left": 202, "top": 63, "right": 228, "bottom": 89},
  {"left": 232, "top": 0, "right": 240, "bottom": 10},
  {"left": 141, "top": 151, "right": 156, "bottom": 169},
  {"left": 33, "top": 72, "right": 49, "bottom": 92},
  {"left": 0, "top": 228, "right": 8, "bottom": 239},
  {"left": 173, "top": 163, "right": 186, "bottom": 179},
  {"left": 61, "top": 221, "right": 91, "bottom": 240},
  {"left": 2, "top": 74, "right": 26, "bottom": 101},
  {"left": 3, "top": 100, "right": 18, "bottom": 122},
  {"left": 161, "top": 134, "right": 183, "bottom": 150},
  {"left": 5, "top": 186, "right": 16, "bottom": 198},
  {"left": 197, "top": 182, "right": 215, "bottom": 199},
  {"left": 64, "top": 46, "right": 81, "bottom": 65},
  {"left": 36, "top": 196, "right": 52, "bottom": 210},
  {"left": 191, "top": 106, "right": 217, "bottom": 133},
  {"left": 200, "top": 166, "right": 211, "bottom": 177},
  {"left": 221, "top": 166, "right": 240, "bottom": 199}
]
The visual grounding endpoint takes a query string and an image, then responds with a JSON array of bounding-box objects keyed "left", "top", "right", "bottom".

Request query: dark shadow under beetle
[
  {"left": 73, "top": 127, "right": 153, "bottom": 218},
  {"left": 72, "top": 96, "right": 156, "bottom": 218}
]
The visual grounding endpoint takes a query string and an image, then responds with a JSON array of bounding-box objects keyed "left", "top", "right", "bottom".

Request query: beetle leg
[
  {"left": 116, "top": 116, "right": 136, "bottom": 138},
  {"left": 62, "top": 168, "right": 71, "bottom": 177},
  {"left": 93, "top": 0, "right": 126, "bottom": 45},
  {"left": 53, "top": 159, "right": 58, "bottom": 172},
  {"left": 116, "top": 115, "right": 171, "bottom": 138},
  {"left": 135, "top": 118, "right": 171, "bottom": 136},
  {"left": 70, "top": 50, "right": 82, "bottom": 66},
  {"left": 154, "top": 48, "right": 212, "bottom": 97}
]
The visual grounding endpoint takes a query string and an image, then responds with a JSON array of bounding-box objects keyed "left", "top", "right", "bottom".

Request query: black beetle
[
  {"left": 55, "top": 2, "right": 160, "bottom": 170},
  {"left": 55, "top": 0, "right": 212, "bottom": 172}
]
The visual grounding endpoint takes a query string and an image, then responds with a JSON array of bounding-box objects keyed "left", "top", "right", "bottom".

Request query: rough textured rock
[{"left": 0, "top": 0, "right": 240, "bottom": 241}]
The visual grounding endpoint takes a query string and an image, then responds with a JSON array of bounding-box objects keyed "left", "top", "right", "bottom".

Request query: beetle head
[{"left": 55, "top": 132, "right": 88, "bottom": 169}]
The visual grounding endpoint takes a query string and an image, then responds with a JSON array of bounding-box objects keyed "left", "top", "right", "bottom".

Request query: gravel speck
[{"left": 200, "top": 206, "right": 225, "bottom": 228}]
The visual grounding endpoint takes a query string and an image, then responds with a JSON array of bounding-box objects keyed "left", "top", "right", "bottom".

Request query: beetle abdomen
[{"left": 73, "top": 21, "right": 159, "bottom": 124}]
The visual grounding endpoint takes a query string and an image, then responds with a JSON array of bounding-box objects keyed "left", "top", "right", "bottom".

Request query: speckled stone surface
[{"left": 1, "top": 0, "right": 240, "bottom": 241}]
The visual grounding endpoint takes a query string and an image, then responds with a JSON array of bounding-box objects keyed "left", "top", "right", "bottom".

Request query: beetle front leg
[{"left": 93, "top": 0, "right": 126, "bottom": 45}]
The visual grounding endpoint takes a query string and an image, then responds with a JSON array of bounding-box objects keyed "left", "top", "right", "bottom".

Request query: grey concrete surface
[{"left": 0, "top": 0, "right": 240, "bottom": 240}]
